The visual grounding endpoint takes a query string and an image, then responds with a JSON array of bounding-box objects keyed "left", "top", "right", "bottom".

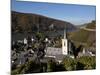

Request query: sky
[{"left": 11, "top": 0, "right": 96, "bottom": 25}]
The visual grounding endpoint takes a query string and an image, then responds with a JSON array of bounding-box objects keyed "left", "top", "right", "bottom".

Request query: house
[{"left": 78, "top": 47, "right": 96, "bottom": 57}]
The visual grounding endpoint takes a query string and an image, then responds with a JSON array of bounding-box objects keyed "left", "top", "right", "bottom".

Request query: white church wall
[{"left": 62, "top": 39, "right": 68, "bottom": 55}]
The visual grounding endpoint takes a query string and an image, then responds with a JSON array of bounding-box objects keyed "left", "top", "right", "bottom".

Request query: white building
[{"left": 24, "top": 38, "right": 27, "bottom": 44}]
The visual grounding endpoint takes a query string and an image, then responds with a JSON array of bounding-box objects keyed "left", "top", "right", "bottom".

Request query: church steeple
[
  {"left": 64, "top": 29, "right": 66, "bottom": 39},
  {"left": 62, "top": 27, "right": 68, "bottom": 55}
]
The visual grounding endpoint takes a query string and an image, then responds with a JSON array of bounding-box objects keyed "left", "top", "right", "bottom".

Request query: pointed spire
[
  {"left": 64, "top": 28, "right": 66, "bottom": 39},
  {"left": 64, "top": 29, "right": 66, "bottom": 39}
]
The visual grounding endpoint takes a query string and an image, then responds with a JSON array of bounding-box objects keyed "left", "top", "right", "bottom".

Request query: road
[{"left": 80, "top": 27, "right": 96, "bottom": 32}]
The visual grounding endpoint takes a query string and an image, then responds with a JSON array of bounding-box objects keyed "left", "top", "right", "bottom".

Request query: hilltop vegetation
[
  {"left": 12, "top": 11, "right": 76, "bottom": 33},
  {"left": 86, "top": 20, "right": 96, "bottom": 29},
  {"left": 77, "top": 20, "right": 96, "bottom": 29}
]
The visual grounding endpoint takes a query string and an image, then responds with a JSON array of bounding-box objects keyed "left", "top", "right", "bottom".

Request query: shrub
[
  {"left": 78, "top": 56, "right": 96, "bottom": 70},
  {"left": 47, "top": 60, "right": 56, "bottom": 72},
  {"left": 62, "top": 57, "right": 77, "bottom": 71}
]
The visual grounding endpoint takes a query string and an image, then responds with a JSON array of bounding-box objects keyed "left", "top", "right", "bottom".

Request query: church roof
[
  {"left": 45, "top": 47, "right": 62, "bottom": 56},
  {"left": 45, "top": 47, "right": 67, "bottom": 62}
]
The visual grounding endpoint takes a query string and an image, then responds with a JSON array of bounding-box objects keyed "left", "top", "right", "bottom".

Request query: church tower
[{"left": 62, "top": 29, "right": 68, "bottom": 55}]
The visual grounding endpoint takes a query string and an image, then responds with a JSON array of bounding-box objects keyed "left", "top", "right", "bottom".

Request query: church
[{"left": 43, "top": 29, "right": 73, "bottom": 63}]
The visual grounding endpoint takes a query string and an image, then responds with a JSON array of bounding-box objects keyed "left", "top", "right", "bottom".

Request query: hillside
[
  {"left": 11, "top": 11, "right": 77, "bottom": 33},
  {"left": 68, "top": 20, "right": 96, "bottom": 47},
  {"left": 86, "top": 20, "right": 96, "bottom": 29}
]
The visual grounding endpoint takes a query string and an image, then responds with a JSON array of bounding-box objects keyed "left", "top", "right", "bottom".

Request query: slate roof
[
  {"left": 45, "top": 47, "right": 62, "bottom": 56},
  {"left": 45, "top": 47, "right": 67, "bottom": 62}
]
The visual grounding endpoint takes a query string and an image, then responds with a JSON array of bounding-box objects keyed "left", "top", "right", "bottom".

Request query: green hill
[
  {"left": 68, "top": 21, "right": 96, "bottom": 47},
  {"left": 86, "top": 20, "right": 96, "bottom": 29}
]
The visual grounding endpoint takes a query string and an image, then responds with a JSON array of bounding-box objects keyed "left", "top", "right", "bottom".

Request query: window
[{"left": 64, "top": 41, "right": 66, "bottom": 46}]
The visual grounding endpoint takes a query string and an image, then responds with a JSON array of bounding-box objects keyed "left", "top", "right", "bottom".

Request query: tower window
[{"left": 64, "top": 42, "right": 66, "bottom": 46}]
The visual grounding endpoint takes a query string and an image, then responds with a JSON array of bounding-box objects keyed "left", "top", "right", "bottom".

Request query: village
[{"left": 11, "top": 28, "right": 96, "bottom": 73}]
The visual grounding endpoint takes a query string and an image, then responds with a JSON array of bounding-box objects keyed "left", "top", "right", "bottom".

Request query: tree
[
  {"left": 78, "top": 56, "right": 96, "bottom": 70},
  {"left": 23, "top": 60, "right": 41, "bottom": 73},
  {"left": 47, "top": 60, "right": 56, "bottom": 72},
  {"left": 11, "top": 64, "right": 25, "bottom": 75},
  {"left": 71, "top": 42, "right": 83, "bottom": 58},
  {"left": 35, "top": 32, "right": 45, "bottom": 41},
  {"left": 62, "top": 56, "right": 95, "bottom": 71},
  {"left": 62, "top": 57, "right": 77, "bottom": 71}
]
